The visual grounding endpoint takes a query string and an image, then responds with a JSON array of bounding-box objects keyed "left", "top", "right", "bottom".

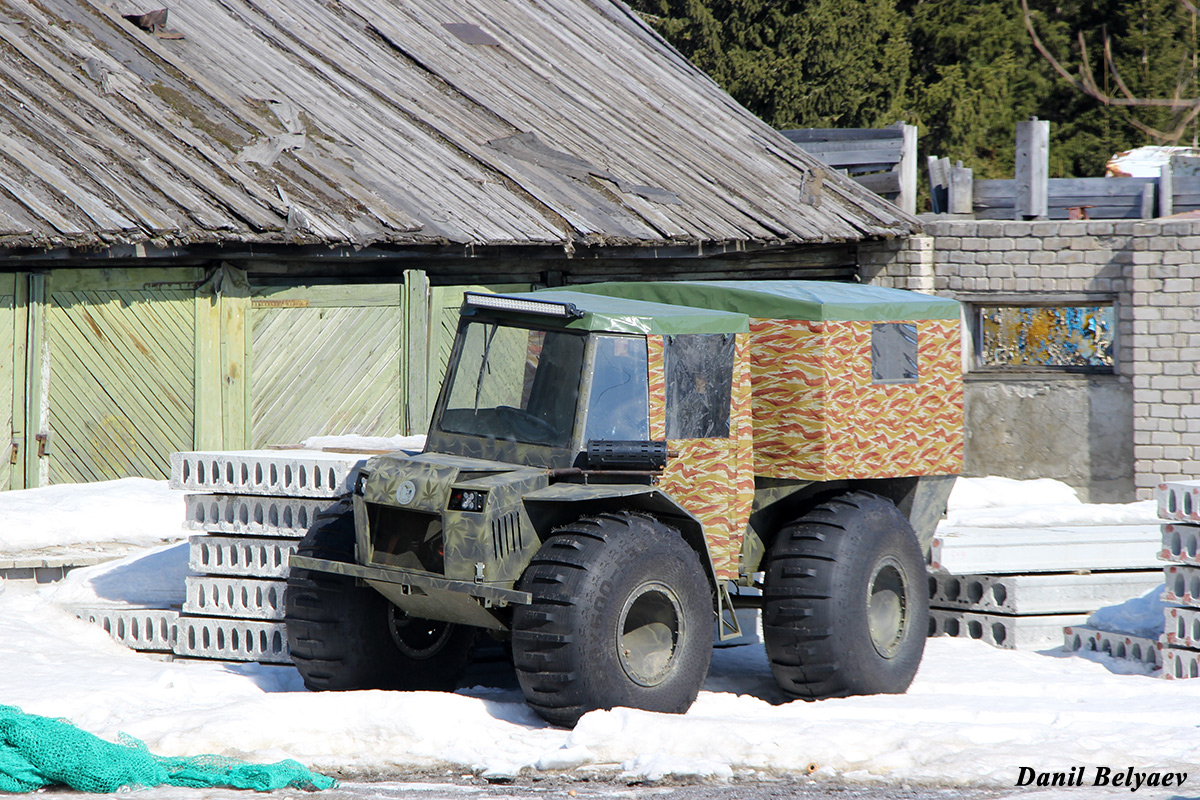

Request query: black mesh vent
[{"left": 367, "top": 503, "right": 444, "bottom": 574}]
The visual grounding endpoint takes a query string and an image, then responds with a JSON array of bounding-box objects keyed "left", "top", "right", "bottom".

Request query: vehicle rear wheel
[
  {"left": 511, "top": 511, "right": 713, "bottom": 727},
  {"left": 762, "top": 491, "right": 928, "bottom": 700},
  {"left": 285, "top": 500, "right": 478, "bottom": 691}
]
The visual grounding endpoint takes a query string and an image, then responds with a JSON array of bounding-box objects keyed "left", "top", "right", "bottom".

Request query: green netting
[{"left": 0, "top": 705, "right": 336, "bottom": 793}]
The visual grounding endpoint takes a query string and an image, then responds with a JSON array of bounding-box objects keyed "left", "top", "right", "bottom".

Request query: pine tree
[
  {"left": 631, "top": 0, "right": 912, "bottom": 129},
  {"left": 631, "top": 0, "right": 1200, "bottom": 179},
  {"left": 903, "top": 0, "right": 1044, "bottom": 178}
]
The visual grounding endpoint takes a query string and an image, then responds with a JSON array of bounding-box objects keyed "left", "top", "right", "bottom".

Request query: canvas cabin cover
[{"left": 569, "top": 282, "right": 965, "bottom": 485}]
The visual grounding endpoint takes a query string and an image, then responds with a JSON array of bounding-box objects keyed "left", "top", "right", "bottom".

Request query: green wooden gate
[
  {"left": 42, "top": 270, "right": 199, "bottom": 483},
  {"left": 1, "top": 269, "right": 530, "bottom": 490},
  {"left": 249, "top": 282, "right": 407, "bottom": 447}
]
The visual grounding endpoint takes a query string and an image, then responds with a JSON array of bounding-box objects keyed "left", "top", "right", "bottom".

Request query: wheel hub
[
  {"left": 387, "top": 606, "right": 454, "bottom": 660},
  {"left": 617, "top": 580, "right": 684, "bottom": 687},
  {"left": 867, "top": 556, "right": 908, "bottom": 659}
]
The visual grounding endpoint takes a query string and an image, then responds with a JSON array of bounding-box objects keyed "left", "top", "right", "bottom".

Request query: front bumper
[{"left": 289, "top": 554, "right": 531, "bottom": 630}]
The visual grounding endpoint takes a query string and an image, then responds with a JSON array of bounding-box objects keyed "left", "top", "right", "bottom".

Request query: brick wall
[{"left": 859, "top": 219, "right": 1200, "bottom": 500}]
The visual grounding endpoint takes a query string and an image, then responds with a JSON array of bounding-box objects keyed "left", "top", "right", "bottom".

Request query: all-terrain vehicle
[{"left": 285, "top": 280, "right": 963, "bottom": 726}]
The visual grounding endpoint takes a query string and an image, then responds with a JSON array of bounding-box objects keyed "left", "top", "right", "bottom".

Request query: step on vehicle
[{"left": 285, "top": 281, "right": 963, "bottom": 726}]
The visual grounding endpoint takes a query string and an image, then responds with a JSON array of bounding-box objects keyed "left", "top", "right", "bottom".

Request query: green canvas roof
[
  {"left": 568, "top": 280, "right": 961, "bottom": 322},
  {"left": 481, "top": 290, "right": 750, "bottom": 336}
]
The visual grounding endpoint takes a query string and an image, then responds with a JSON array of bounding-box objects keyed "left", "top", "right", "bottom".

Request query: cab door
[{"left": 650, "top": 333, "right": 755, "bottom": 581}]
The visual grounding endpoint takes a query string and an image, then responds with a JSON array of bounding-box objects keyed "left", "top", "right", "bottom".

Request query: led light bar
[{"left": 463, "top": 292, "right": 583, "bottom": 319}]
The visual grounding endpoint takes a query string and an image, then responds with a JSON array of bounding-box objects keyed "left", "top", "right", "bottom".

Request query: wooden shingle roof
[{"left": 0, "top": 0, "right": 919, "bottom": 254}]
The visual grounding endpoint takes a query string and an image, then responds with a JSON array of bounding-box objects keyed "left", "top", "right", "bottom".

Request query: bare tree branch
[{"left": 1022, "top": 0, "right": 1200, "bottom": 143}]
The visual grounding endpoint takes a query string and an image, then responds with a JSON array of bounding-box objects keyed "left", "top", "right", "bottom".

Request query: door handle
[{"left": 7, "top": 442, "right": 16, "bottom": 465}]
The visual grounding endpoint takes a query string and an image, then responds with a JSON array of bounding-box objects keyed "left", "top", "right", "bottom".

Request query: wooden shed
[{"left": 0, "top": 0, "right": 918, "bottom": 489}]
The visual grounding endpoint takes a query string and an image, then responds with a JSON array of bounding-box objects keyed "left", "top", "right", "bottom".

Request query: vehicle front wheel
[
  {"left": 284, "top": 500, "right": 478, "bottom": 691},
  {"left": 511, "top": 511, "right": 713, "bottom": 727},
  {"left": 762, "top": 491, "right": 929, "bottom": 700}
]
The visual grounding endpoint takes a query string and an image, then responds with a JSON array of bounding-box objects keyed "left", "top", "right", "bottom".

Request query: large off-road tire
[
  {"left": 511, "top": 512, "right": 713, "bottom": 727},
  {"left": 762, "top": 491, "right": 929, "bottom": 700},
  {"left": 285, "top": 501, "right": 477, "bottom": 692}
]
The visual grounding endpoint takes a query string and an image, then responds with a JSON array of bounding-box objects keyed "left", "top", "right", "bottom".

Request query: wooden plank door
[
  {"left": 40, "top": 270, "right": 197, "bottom": 483},
  {"left": 0, "top": 274, "right": 16, "bottom": 489},
  {"left": 249, "top": 283, "right": 406, "bottom": 447}
]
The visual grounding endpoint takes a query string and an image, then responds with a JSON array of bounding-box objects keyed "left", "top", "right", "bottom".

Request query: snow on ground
[
  {"left": 0, "top": 475, "right": 1197, "bottom": 796},
  {"left": 0, "top": 477, "right": 185, "bottom": 557}
]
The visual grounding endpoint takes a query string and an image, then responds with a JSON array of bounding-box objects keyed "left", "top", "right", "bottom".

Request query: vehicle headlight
[{"left": 448, "top": 488, "right": 488, "bottom": 512}]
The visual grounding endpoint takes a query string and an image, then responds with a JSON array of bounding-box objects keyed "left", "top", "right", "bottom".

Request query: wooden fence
[
  {"left": 780, "top": 123, "right": 917, "bottom": 215},
  {"left": 784, "top": 118, "right": 1200, "bottom": 220},
  {"left": 927, "top": 119, "right": 1200, "bottom": 220}
]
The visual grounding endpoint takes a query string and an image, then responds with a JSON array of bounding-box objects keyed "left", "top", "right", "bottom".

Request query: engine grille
[
  {"left": 367, "top": 503, "right": 444, "bottom": 574},
  {"left": 492, "top": 511, "right": 522, "bottom": 559}
]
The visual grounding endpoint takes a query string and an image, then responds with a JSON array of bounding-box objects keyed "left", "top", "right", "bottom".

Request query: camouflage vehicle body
[{"left": 288, "top": 280, "right": 963, "bottom": 724}]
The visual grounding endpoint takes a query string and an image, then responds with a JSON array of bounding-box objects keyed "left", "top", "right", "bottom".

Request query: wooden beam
[
  {"left": 194, "top": 270, "right": 224, "bottom": 450},
  {"left": 404, "top": 269, "right": 431, "bottom": 436},
  {"left": 220, "top": 264, "right": 251, "bottom": 450},
  {"left": 24, "top": 274, "right": 44, "bottom": 487},
  {"left": 1014, "top": 119, "right": 1049, "bottom": 220},
  {"left": 949, "top": 162, "right": 974, "bottom": 215},
  {"left": 1161, "top": 163, "right": 1174, "bottom": 218},
  {"left": 897, "top": 123, "right": 918, "bottom": 216}
]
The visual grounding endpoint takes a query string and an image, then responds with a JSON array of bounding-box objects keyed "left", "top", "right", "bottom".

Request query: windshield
[{"left": 438, "top": 321, "right": 585, "bottom": 447}]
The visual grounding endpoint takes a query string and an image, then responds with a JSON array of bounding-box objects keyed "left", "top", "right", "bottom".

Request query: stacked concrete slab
[
  {"left": 73, "top": 450, "right": 366, "bottom": 663},
  {"left": 1058, "top": 479, "right": 1200, "bottom": 675},
  {"left": 929, "top": 522, "right": 1163, "bottom": 650},
  {"left": 1155, "top": 480, "right": 1200, "bottom": 679},
  {"left": 169, "top": 450, "right": 364, "bottom": 663}
]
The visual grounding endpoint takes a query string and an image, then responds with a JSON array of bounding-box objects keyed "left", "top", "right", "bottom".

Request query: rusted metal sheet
[{"left": 0, "top": 0, "right": 916, "bottom": 256}]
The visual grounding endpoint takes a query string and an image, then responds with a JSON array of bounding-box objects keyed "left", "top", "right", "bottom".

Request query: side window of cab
[
  {"left": 663, "top": 333, "right": 734, "bottom": 439},
  {"left": 584, "top": 335, "right": 650, "bottom": 441}
]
